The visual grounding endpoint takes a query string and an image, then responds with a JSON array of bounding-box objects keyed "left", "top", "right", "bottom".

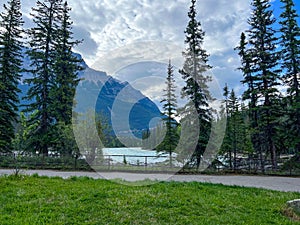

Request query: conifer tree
[
  {"left": 50, "top": 1, "right": 82, "bottom": 156},
  {"left": 235, "top": 32, "right": 258, "bottom": 117},
  {"left": 13, "top": 111, "right": 39, "bottom": 154},
  {"left": 220, "top": 88, "right": 247, "bottom": 171},
  {"left": 52, "top": 1, "right": 82, "bottom": 125},
  {"left": 179, "top": 0, "right": 212, "bottom": 169},
  {"left": 220, "top": 84, "right": 233, "bottom": 169},
  {"left": 24, "top": 0, "right": 63, "bottom": 156},
  {"left": 279, "top": 0, "right": 300, "bottom": 155},
  {"left": 235, "top": 32, "right": 262, "bottom": 170},
  {"left": 236, "top": 0, "right": 281, "bottom": 171},
  {"left": 227, "top": 89, "right": 240, "bottom": 171},
  {"left": 0, "top": 0, "right": 23, "bottom": 153},
  {"left": 156, "top": 60, "right": 179, "bottom": 166}
]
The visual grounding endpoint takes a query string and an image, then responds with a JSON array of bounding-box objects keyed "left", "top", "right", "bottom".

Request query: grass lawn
[{"left": 0, "top": 175, "right": 299, "bottom": 224}]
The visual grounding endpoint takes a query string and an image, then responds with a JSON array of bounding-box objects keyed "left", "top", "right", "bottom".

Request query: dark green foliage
[
  {"left": 50, "top": 2, "right": 83, "bottom": 157},
  {"left": 13, "top": 111, "right": 39, "bottom": 154},
  {"left": 235, "top": 32, "right": 258, "bottom": 111},
  {"left": 282, "top": 154, "right": 300, "bottom": 172},
  {"left": 156, "top": 60, "right": 179, "bottom": 163},
  {"left": 235, "top": 32, "right": 262, "bottom": 171},
  {"left": 24, "top": 1, "right": 82, "bottom": 156},
  {"left": 220, "top": 88, "right": 253, "bottom": 170},
  {"left": 24, "top": 0, "right": 64, "bottom": 156},
  {"left": 246, "top": 0, "right": 281, "bottom": 168},
  {"left": 51, "top": 1, "right": 82, "bottom": 125},
  {"left": 51, "top": 122, "right": 79, "bottom": 157},
  {"left": 274, "top": 97, "right": 298, "bottom": 156},
  {"left": 279, "top": 0, "right": 300, "bottom": 155},
  {"left": 219, "top": 84, "right": 232, "bottom": 168},
  {"left": 236, "top": 0, "right": 281, "bottom": 172},
  {"left": 179, "top": 0, "right": 212, "bottom": 169},
  {"left": 0, "top": 0, "right": 23, "bottom": 153}
]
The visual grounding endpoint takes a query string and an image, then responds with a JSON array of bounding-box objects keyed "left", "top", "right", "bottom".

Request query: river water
[{"left": 102, "top": 147, "right": 173, "bottom": 165}]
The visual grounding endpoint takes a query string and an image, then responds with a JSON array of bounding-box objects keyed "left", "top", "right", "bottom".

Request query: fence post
[
  {"left": 145, "top": 156, "right": 148, "bottom": 170},
  {"left": 108, "top": 155, "right": 111, "bottom": 170}
]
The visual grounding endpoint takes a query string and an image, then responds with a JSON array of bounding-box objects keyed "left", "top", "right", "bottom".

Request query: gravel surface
[{"left": 0, "top": 169, "right": 299, "bottom": 192}]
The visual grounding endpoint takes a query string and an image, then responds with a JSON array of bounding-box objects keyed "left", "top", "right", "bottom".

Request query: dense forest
[
  {"left": 220, "top": 0, "right": 300, "bottom": 173},
  {"left": 0, "top": 0, "right": 83, "bottom": 166},
  {"left": 0, "top": 0, "right": 299, "bottom": 173}
]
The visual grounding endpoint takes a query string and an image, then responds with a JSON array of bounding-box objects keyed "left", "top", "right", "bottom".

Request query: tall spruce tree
[
  {"left": 179, "top": 0, "right": 212, "bottom": 169},
  {"left": 156, "top": 60, "right": 179, "bottom": 166},
  {"left": 0, "top": 0, "right": 23, "bottom": 153},
  {"left": 235, "top": 32, "right": 258, "bottom": 118},
  {"left": 279, "top": 0, "right": 300, "bottom": 155},
  {"left": 51, "top": 2, "right": 82, "bottom": 156},
  {"left": 236, "top": 0, "right": 281, "bottom": 171},
  {"left": 52, "top": 1, "right": 82, "bottom": 125},
  {"left": 227, "top": 89, "right": 240, "bottom": 171},
  {"left": 235, "top": 32, "right": 263, "bottom": 170},
  {"left": 24, "top": 0, "right": 63, "bottom": 156},
  {"left": 220, "top": 84, "right": 233, "bottom": 169}
]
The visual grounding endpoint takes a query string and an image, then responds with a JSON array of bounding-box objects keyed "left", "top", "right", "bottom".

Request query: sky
[{"left": 19, "top": 0, "right": 300, "bottom": 104}]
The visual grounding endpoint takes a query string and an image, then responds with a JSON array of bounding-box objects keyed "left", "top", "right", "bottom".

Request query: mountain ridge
[{"left": 18, "top": 50, "right": 163, "bottom": 135}]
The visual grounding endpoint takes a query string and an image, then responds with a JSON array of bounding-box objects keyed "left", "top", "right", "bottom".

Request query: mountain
[
  {"left": 75, "top": 68, "right": 162, "bottom": 135},
  {"left": 18, "top": 50, "right": 163, "bottom": 137}
]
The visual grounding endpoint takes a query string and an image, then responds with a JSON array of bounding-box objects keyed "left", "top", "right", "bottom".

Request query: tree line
[
  {"left": 230, "top": 0, "right": 300, "bottom": 172},
  {"left": 0, "top": 0, "right": 299, "bottom": 173},
  {"left": 0, "top": 0, "right": 82, "bottom": 158},
  {"left": 151, "top": 0, "right": 299, "bottom": 172}
]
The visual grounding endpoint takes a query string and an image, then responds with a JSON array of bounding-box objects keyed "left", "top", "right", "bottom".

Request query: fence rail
[
  {"left": 101, "top": 154, "right": 174, "bottom": 168},
  {"left": 0, "top": 153, "right": 299, "bottom": 176}
]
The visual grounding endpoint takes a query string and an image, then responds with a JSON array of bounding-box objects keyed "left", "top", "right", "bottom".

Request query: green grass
[{"left": 0, "top": 175, "right": 299, "bottom": 224}]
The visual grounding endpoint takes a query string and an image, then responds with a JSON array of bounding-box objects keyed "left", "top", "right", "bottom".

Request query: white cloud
[
  {"left": 19, "top": 0, "right": 252, "bottom": 96},
  {"left": 20, "top": 0, "right": 251, "bottom": 59},
  {"left": 68, "top": 0, "right": 251, "bottom": 95},
  {"left": 131, "top": 76, "right": 166, "bottom": 102}
]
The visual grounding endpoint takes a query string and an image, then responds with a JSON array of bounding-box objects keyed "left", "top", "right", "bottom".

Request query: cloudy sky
[{"left": 19, "top": 0, "right": 300, "bottom": 102}]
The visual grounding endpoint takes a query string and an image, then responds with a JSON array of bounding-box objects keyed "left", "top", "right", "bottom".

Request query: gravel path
[{"left": 0, "top": 169, "right": 299, "bottom": 192}]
